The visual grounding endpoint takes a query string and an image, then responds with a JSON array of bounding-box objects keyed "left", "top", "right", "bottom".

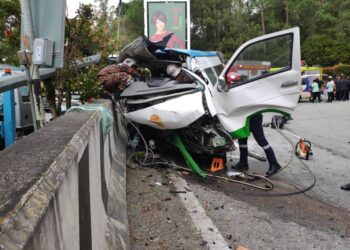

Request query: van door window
[{"left": 226, "top": 34, "right": 293, "bottom": 88}]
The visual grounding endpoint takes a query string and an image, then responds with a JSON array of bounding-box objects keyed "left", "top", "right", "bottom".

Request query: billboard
[{"left": 144, "top": 0, "right": 190, "bottom": 49}]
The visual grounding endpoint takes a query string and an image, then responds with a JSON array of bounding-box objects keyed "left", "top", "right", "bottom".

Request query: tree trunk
[
  {"left": 285, "top": 1, "right": 289, "bottom": 27},
  {"left": 216, "top": 23, "right": 221, "bottom": 51},
  {"left": 65, "top": 90, "right": 72, "bottom": 110},
  {"left": 260, "top": 4, "right": 266, "bottom": 34}
]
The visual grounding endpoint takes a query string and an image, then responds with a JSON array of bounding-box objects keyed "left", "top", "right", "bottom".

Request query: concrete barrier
[{"left": 0, "top": 100, "right": 129, "bottom": 250}]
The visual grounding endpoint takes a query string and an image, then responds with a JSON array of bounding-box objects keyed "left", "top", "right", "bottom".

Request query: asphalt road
[
  {"left": 127, "top": 100, "right": 350, "bottom": 250},
  {"left": 288, "top": 101, "right": 349, "bottom": 203}
]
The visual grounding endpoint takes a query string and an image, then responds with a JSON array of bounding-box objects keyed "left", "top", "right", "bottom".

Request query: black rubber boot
[
  {"left": 266, "top": 163, "right": 281, "bottom": 176},
  {"left": 232, "top": 162, "right": 249, "bottom": 172},
  {"left": 264, "top": 147, "right": 278, "bottom": 166},
  {"left": 340, "top": 183, "right": 350, "bottom": 191},
  {"left": 237, "top": 138, "right": 248, "bottom": 171}
]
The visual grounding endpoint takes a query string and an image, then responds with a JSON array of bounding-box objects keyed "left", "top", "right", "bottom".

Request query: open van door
[{"left": 213, "top": 27, "right": 301, "bottom": 138}]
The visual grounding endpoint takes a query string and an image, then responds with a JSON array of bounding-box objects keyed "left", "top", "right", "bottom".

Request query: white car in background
[{"left": 300, "top": 74, "right": 328, "bottom": 102}]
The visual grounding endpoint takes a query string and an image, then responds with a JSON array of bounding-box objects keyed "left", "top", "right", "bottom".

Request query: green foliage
[
  {"left": 123, "top": 0, "right": 143, "bottom": 36},
  {"left": 0, "top": 0, "right": 20, "bottom": 65},
  {"left": 75, "top": 65, "right": 103, "bottom": 103},
  {"left": 191, "top": 0, "right": 350, "bottom": 66},
  {"left": 109, "top": 0, "right": 144, "bottom": 52},
  {"left": 65, "top": 4, "right": 96, "bottom": 57},
  {"left": 191, "top": 0, "right": 235, "bottom": 51},
  {"left": 48, "top": 3, "right": 108, "bottom": 116},
  {"left": 323, "top": 64, "right": 350, "bottom": 77},
  {"left": 302, "top": 34, "right": 350, "bottom": 67}
]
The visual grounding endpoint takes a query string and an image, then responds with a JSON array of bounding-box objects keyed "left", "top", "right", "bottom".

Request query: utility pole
[
  {"left": 19, "top": 0, "right": 45, "bottom": 130},
  {"left": 117, "top": 0, "right": 122, "bottom": 51}
]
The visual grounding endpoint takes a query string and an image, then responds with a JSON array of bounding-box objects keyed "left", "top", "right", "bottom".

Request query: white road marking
[{"left": 170, "top": 173, "right": 231, "bottom": 250}]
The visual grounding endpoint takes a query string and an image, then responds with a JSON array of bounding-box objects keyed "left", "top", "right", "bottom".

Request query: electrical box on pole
[{"left": 33, "top": 38, "right": 54, "bottom": 66}]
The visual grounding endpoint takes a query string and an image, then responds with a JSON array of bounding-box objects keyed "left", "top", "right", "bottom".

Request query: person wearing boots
[
  {"left": 326, "top": 76, "right": 335, "bottom": 102},
  {"left": 311, "top": 78, "right": 321, "bottom": 102},
  {"left": 338, "top": 74, "right": 349, "bottom": 101},
  {"left": 232, "top": 113, "right": 281, "bottom": 176}
]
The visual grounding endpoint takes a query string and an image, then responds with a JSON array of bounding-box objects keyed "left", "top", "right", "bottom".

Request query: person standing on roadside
[
  {"left": 326, "top": 76, "right": 335, "bottom": 102},
  {"left": 311, "top": 78, "right": 320, "bottom": 102},
  {"left": 338, "top": 75, "right": 349, "bottom": 101},
  {"left": 346, "top": 76, "right": 350, "bottom": 100},
  {"left": 335, "top": 76, "right": 341, "bottom": 100},
  {"left": 232, "top": 113, "right": 281, "bottom": 177},
  {"left": 317, "top": 78, "right": 324, "bottom": 101}
]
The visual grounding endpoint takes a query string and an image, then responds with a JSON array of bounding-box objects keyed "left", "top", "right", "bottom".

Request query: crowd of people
[
  {"left": 308, "top": 75, "right": 350, "bottom": 191},
  {"left": 310, "top": 75, "right": 350, "bottom": 102}
]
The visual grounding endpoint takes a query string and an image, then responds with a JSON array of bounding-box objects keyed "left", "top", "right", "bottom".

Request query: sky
[
  {"left": 66, "top": 0, "right": 122, "bottom": 18},
  {"left": 66, "top": 0, "right": 95, "bottom": 18}
]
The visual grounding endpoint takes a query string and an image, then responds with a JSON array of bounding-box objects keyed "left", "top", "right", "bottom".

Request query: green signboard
[{"left": 144, "top": 0, "right": 190, "bottom": 49}]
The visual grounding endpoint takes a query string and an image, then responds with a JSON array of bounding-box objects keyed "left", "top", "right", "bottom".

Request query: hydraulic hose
[{"left": 173, "top": 134, "right": 206, "bottom": 178}]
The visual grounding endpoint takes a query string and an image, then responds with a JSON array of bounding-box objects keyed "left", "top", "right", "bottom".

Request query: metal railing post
[{"left": 20, "top": 0, "right": 45, "bottom": 130}]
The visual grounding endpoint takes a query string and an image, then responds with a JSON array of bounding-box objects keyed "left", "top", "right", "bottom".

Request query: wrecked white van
[{"left": 106, "top": 27, "right": 301, "bottom": 177}]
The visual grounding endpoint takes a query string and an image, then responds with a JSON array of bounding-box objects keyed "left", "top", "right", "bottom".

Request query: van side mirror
[{"left": 217, "top": 77, "right": 229, "bottom": 92}]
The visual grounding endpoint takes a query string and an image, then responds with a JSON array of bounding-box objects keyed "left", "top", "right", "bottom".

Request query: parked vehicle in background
[
  {"left": 299, "top": 74, "right": 328, "bottom": 102},
  {"left": 299, "top": 75, "right": 312, "bottom": 102},
  {"left": 0, "top": 67, "right": 33, "bottom": 141}
]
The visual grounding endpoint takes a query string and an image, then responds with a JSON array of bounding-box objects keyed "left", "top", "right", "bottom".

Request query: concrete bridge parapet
[{"left": 0, "top": 100, "right": 129, "bottom": 250}]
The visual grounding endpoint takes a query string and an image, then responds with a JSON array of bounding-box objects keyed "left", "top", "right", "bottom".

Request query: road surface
[{"left": 127, "top": 100, "right": 350, "bottom": 250}]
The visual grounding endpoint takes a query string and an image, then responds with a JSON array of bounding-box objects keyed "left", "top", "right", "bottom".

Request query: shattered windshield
[{"left": 195, "top": 56, "right": 223, "bottom": 85}]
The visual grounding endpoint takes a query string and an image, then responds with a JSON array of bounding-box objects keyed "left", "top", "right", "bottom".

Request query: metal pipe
[{"left": 20, "top": 0, "right": 39, "bottom": 130}]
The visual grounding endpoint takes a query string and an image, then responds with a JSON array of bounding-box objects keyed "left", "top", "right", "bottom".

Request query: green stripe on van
[{"left": 229, "top": 109, "right": 291, "bottom": 139}]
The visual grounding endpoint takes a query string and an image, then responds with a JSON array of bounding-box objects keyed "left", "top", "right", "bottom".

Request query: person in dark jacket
[
  {"left": 315, "top": 78, "right": 324, "bottom": 102},
  {"left": 338, "top": 75, "right": 349, "bottom": 101},
  {"left": 335, "top": 76, "right": 341, "bottom": 100},
  {"left": 232, "top": 113, "right": 281, "bottom": 176},
  {"left": 346, "top": 76, "right": 350, "bottom": 100}
]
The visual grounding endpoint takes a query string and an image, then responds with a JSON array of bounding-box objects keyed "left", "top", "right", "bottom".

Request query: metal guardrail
[
  {"left": 75, "top": 54, "right": 102, "bottom": 69},
  {"left": 0, "top": 68, "right": 56, "bottom": 93},
  {"left": 0, "top": 54, "right": 101, "bottom": 93}
]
